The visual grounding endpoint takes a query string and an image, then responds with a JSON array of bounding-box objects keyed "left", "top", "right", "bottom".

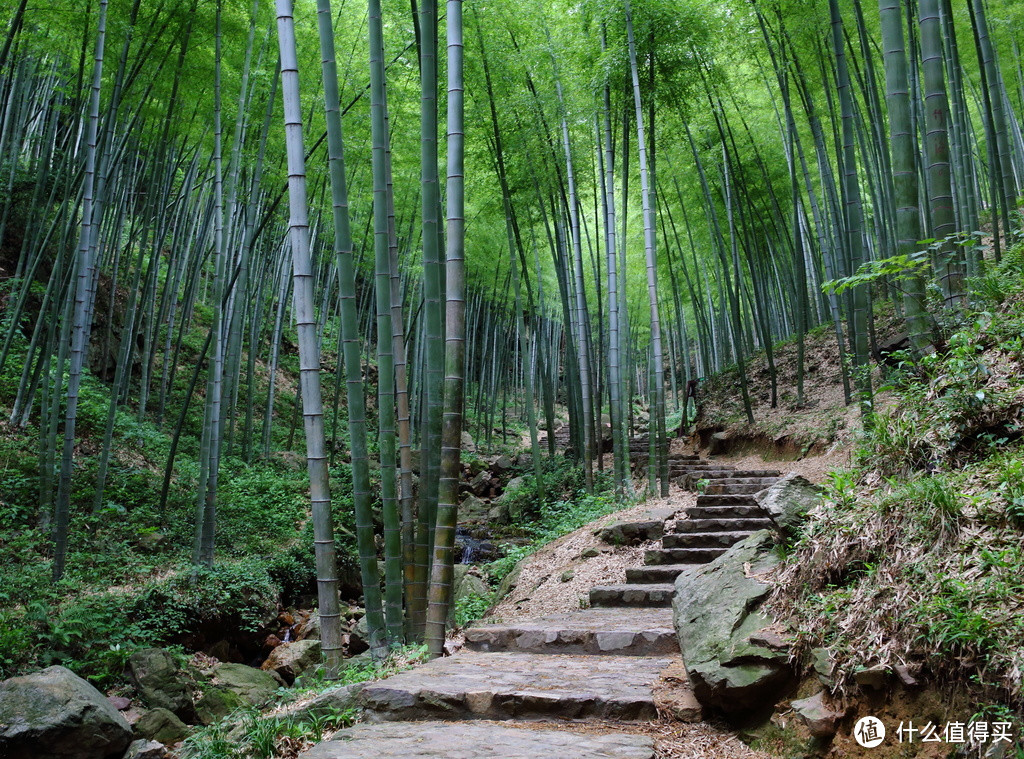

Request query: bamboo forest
[{"left": 2, "top": 0, "right": 1024, "bottom": 756}]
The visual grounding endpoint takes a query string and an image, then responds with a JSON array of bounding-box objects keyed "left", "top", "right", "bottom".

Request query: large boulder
[
  {"left": 672, "top": 531, "right": 793, "bottom": 716},
  {"left": 0, "top": 665, "right": 133, "bottom": 759},
  {"left": 211, "top": 664, "right": 280, "bottom": 707},
  {"left": 260, "top": 639, "right": 321, "bottom": 685},
  {"left": 127, "top": 649, "right": 193, "bottom": 720},
  {"left": 754, "top": 473, "right": 823, "bottom": 540}
]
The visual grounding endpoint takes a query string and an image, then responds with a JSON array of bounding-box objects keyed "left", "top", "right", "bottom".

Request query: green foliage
[
  {"left": 217, "top": 462, "right": 306, "bottom": 554},
  {"left": 454, "top": 589, "right": 494, "bottom": 627},
  {"left": 182, "top": 646, "right": 428, "bottom": 759},
  {"left": 822, "top": 249, "right": 930, "bottom": 296},
  {"left": 180, "top": 704, "right": 357, "bottom": 759}
]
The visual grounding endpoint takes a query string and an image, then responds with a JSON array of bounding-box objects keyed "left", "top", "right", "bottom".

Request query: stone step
[
  {"left": 696, "top": 493, "right": 760, "bottom": 506},
  {"left": 704, "top": 483, "right": 768, "bottom": 495},
  {"left": 589, "top": 583, "right": 675, "bottom": 608},
  {"left": 463, "top": 609, "right": 678, "bottom": 656},
  {"left": 644, "top": 547, "right": 728, "bottom": 565},
  {"left": 597, "top": 506, "right": 676, "bottom": 546},
  {"left": 679, "top": 468, "right": 779, "bottom": 478},
  {"left": 662, "top": 531, "right": 753, "bottom": 549},
  {"left": 358, "top": 652, "right": 673, "bottom": 723},
  {"left": 674, "top": 517, "right": 775, "bottom": 533},
  {"left": 299, "top": 721, "right": 657, "bottom": 759},
  {"left": 686, "top": 505, "right": 766, "bottom": 520},
  {"left": 625, "top": 564, "right": 695, "bottom": 584},
  {"left": 705, "top": 477, "right": 779, "bottom": 486}
]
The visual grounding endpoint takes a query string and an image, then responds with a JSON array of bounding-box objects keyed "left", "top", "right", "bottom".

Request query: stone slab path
[
  {"left": 301, "top": 446, "right": 780, "bottom": 758},
  {"left": 359, "top": 651, "right": 673, "bottom": 722},
  {"left": 300, "top": 721, "right": 656, "bottom": 759},
  {"left": 464, "top": 608, "right": 677, "bottom": 656}
]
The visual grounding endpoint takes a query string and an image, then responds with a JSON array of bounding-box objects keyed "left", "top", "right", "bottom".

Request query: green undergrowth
[
  {"left": 180, "top": 645, "right": 429, "bottom": 759},
  {"left": 0, "top": 338, "right": 362, "bottom": 683},
  {"left": 485, "top": 463, "right": 628, "bottom": 587},
  {"left": 770, "top": 248, "right": 1024, "bottom": 717}
]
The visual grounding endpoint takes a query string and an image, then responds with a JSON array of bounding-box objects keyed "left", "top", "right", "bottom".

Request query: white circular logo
[{"left": 854, "top": 716, "right": 886, "bottom": 748}]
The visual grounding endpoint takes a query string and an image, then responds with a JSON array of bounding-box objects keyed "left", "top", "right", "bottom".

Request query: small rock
[
  {"left": 560, "top": 570, "right": 575, "bottom": 582},
  {"left": 854, "top": 664, "right": 890, "bottom": 690},
  {"left": 469, "top": 470, "right": 490, "bottom": 496},
  {"left": 810, "top": 648, "right": 834, "bottom": 686},
  {"left": 108, "top": 695, "right": 132, "bottom": 711},
  {"left": 135, "top": 708, "right": 188, "bottom": 745},
  {"left": 261, "top": 639, "right": 322, "bottom": 685},
  {"left": 791, "top": 691, "right": 843, "bottom": 737},
  {"left": 894, "top": 663, "right": 918, "bottom": 687},
  {"left": 491, "top": 455, "right": 513, "bottom": 472},
  {"left": 581, "top": 548, "right": 600, "bottom": 558},
  {"left": 461, "top": 431, "right": 477, "bottom": 453},
  {"left": 123, "top": 739, "right": 168, "bottom": 759}
]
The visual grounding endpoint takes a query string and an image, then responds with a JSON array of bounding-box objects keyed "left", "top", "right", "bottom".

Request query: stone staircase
[
  {"left": 589, "top": 440, "right": 779, "bottom": 609},
  {"left": 300, "top": 446, "right": 778, "bottom": 758}
]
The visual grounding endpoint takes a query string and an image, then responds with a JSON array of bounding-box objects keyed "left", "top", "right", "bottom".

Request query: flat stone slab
[
  {"left": 359, "top": 652, "right": 672, "bottom": 722},
  {"left": 300, "top": 721, "right": 655, "bottom": 759},
  {"left": 589, "top": 584, "right": 675, "bottom": 608},
  {"left": 464, "top": 609, "right": 677, "bottom": 656}
]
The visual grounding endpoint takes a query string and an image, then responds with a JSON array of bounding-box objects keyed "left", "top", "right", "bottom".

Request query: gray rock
[
  {"left": 790, "top": 691, "right": 843, "bottom": 737},
  {"left": 212, "top": 663, "right": 281, "bottom": 706},
  {"left": 853, "top": 664, "right": 889, "bottom": 690},
  {"left": 123, "top": 739, "right": 168, "bottom": 759},
  {"left": 495, "top": 563, "right": 524, "bottom": 601},
  {"left": 461, "top": 431, "right": 477, "bottom": 453},
  {"left": 754, "top": 474, "right": 822, "bottom": 539},
  {"left": 487, "top": 500, "right": 511, "bottom": 524},
  {"left": 451, "top": 567, "right": 490, "bottom": 624},
  {"left": 460, "top": 494, "right": 489, "bottom": 521},
  {"left": 497, "top": 476, "right": 526, "bottom": 502},
  {"left": 469, "top": 470, "right": 491, "bottom": 495},
  {"left": 708, "top": 431, "right": 731, "bottom": 455},
  {"left": 273, "top": 683, "right": 364, "bottom": 724},
  {"left": 261, "top": 639, "right": 322, "bottom": 685},
  {"left": 810, "top": 648, "right": 834, "bottom": 686},
  {"left": 134, "top": 708, "right": 188, "bottom": 745},
  {"left": 194, "top": 686, "right": 241, "bottom": 726},
  {"left": 492, "top": 455, "right": 514, "bottom": 472},
  {"left": 0, "top": 665, "right": 133, "bottom": 759},
  {"left": 128, "top": 648, "right": 194, "bottom": 720},
  {"left": 672, "top": 531, "right": 793, "bottom": 715}
]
